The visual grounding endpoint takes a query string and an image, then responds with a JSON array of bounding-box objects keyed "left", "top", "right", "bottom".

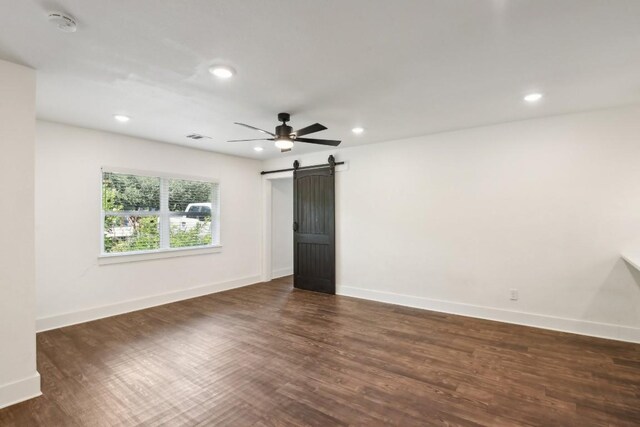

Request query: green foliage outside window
[
  {"left": 170, "top": 219, "right": 212, "bottom": 248},
  {"left": 169, "top": 179, "right": 211, "bottom": 211}
]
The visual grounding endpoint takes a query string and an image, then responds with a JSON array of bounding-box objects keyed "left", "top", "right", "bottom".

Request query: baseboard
[
  {"left": 36, "top": 275, "right": 261, "bottom": 332},
  {"left": 0, "top": 372, "right": 41, "bottom": 410},
  {"left": 272, "top": 267, "right": 293, "bottom": 279},
  {"left": 337, "top": 285, "right": 640, "bottom": 344}
]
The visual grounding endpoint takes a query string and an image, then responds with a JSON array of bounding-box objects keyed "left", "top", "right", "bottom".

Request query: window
[{"left": 101, "top": 170, "right": 219, "bottom": 256}]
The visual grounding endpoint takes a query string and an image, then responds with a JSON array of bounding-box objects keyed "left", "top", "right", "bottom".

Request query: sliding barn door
[{"left": 293, "top": 166, "right": 335, "bottom": 294}]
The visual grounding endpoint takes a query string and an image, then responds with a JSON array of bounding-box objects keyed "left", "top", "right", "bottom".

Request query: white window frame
[{"left": 99, "top": 167, "right": 222, "bottom": 264}]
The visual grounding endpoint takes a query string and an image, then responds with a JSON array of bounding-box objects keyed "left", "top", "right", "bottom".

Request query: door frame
[{"left": 261, "top": 171, "right": 293, "bottom": 283}]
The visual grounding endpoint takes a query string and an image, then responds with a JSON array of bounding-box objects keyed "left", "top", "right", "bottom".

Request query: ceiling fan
[{"left": 228, "top": 112, "right": 341, "bottom": 152}]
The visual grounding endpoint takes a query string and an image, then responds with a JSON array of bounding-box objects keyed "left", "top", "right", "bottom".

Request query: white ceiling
[{"left": 1, "top": 1, "right": 639, "bottom": 159}]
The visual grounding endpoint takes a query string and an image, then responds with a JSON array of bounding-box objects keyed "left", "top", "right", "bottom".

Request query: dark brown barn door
[{"left": 293, "top": 166, "right": 335, "bottom": 294}]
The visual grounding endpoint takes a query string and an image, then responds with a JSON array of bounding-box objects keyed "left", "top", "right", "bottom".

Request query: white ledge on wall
[
  {"left": 621, "top": 251, "right": 640, "bottom": 271},
  {"left": 98, "top": 245, "right": 222, "bottom": 265}
]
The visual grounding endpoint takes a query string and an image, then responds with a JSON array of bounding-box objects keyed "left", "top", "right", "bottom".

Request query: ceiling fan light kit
[
  {"left": 275, "top": 138, "right": 294, "bottom": 150},
  {"left": 229, "top": 112, "right": 341, "bottom": 153}
]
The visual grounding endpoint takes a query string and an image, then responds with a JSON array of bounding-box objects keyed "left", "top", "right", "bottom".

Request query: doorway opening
[
  {"left": 261, "top": 171, "right": 293, "bottom": 283},
  {"left": 271, "top": 177, "right": 294, "bottom": 279}
]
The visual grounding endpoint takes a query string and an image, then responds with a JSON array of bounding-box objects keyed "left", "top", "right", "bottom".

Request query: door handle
[{"left": 293, "top": 221, "right": 298, "bottom": 231}]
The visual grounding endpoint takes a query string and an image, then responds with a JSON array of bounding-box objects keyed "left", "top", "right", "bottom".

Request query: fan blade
[
  {"left": 280, "top": 148, "right": 292, "bottom": 153},
  {"left": 295, "top": 137, "right": 341, "bottom": 146},
  {"left": 234, "top": 122, "right": 275, "bottom": 136},
  {"left": 292, "top": 123, "right": 327, "bottom": 137},
  {"left": 227, "top": 138, "right": 274, "bottom": 142}
]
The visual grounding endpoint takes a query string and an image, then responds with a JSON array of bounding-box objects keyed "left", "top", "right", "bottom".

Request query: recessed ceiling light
[
  {"left": 253, "top": 147, "right": 264, "bottom": 152},
  {"left": 113, "top": 114, "right": 130, "bottom": 123},
  {"left": 352, "top": 127, "right": 364, "bottom": 134},
  {"left": 524, "top": 93, "right": 543, "bottom": 103},
  {"left": 209, "top": 65, "right": 236, "bottom": 79}
]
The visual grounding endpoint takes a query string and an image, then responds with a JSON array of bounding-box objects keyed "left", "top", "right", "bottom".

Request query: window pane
[
  {"left": 102, "top": 172, "right": 160, "bottom": 211},
  {"left": 103, "top": 215, "right": 160, "bottom": 253},
  {"left": 168, "top": 178, "right": 212, "bottom": 212},
  {"left": 168, "top": 178, "right": 213, "bottom": 248},
  {"left": 169, "top": 213, "right": 212, "bottom": 248}
]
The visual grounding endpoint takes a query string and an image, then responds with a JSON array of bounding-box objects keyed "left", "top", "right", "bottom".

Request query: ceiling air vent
[{"left": 186, "top": 134, "right": 212, "bottom": 140}]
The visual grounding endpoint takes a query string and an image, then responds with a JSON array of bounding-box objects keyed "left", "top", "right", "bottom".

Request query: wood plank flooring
[{"left": 1, "top": 276, "right": 639, "bottom": 426}]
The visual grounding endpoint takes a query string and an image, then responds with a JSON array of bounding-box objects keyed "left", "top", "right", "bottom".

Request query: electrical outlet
[{"left": 510, "top": 288, "right": 519, "bottom": 301}]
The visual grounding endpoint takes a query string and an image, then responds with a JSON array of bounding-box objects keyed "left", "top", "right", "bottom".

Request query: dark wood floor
[{"left": 1, "top": 276, "right": 639, "bottom": 426}]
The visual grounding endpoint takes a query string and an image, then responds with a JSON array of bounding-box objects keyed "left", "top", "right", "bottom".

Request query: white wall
[
  {"left": 0, "top": 60, "right": 40, "bottom": 408},
  {"left": 35, "top": 121, "right": 263, "bottom": 330},
  {"left": 263, "top": 106, "right": 640, "bottom": 342},
  {"left": 271, "top": 178, "right": 293, "bottom": 278},
  {"left": 32, "top": 106, "right": 640, "bottom": 343}
]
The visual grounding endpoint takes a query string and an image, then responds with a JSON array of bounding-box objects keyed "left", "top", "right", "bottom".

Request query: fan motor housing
[{"left": 276, "top": 124, "right": 293, "bottom": 138}]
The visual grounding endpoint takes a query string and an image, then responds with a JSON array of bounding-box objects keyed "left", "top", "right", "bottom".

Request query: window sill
[{"left": 98, "top": 245, "right": 222, "bottom": 265}]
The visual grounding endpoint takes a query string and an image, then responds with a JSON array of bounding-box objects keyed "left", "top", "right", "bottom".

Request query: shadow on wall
[{"left": 582, "top": 258, "right": 640, "bottom": 328}]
